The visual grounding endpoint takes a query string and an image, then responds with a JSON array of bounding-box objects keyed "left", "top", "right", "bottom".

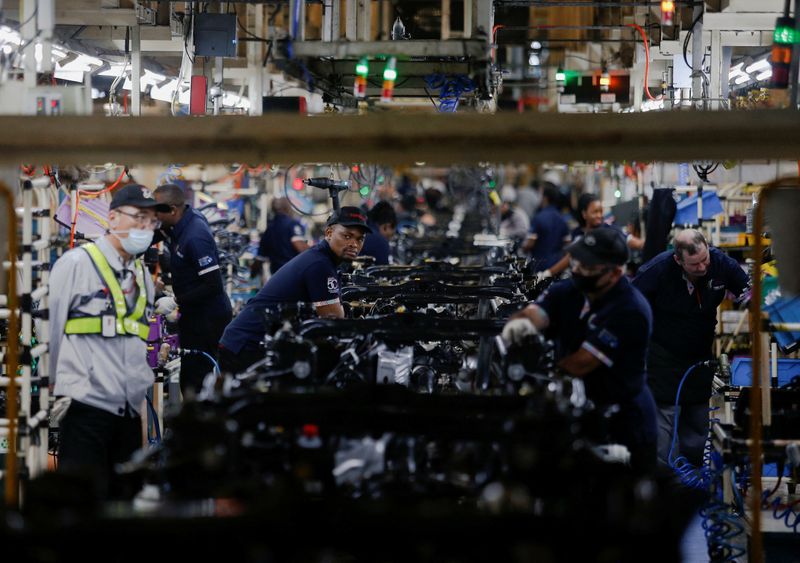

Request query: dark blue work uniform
[
  {"left": 529, "top": 205, "right": 569, "bottom": 271},
  {"left": 258, "top": 212, "right": 307, "bottom": 274},
  {"left": 221, "top": 240, "right": 341, "bottom": 359},
  {"left": 163, "top": 206, "right": 232, "bottom": 393},
  {"left": 359, "top": 222, "right": 390, "bottom": 265},
  {"left": 632, "top": 247, "right": 749, "bottom": 405},
  {"left": 536, "top": 277, "right": 657, "bottom": 468}
]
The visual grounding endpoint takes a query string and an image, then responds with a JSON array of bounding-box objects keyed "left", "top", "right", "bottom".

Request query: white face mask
[{"left": 111, "top": 226, "right": 154, "bottom": 255}]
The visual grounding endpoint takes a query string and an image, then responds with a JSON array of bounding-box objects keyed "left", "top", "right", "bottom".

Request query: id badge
[{"left": 101, "top": 315, "right": 116, "bottom": 337}]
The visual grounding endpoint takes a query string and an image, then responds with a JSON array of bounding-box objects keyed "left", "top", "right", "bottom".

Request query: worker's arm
[
  {"left": 511, "top": 303, "right": 550, "bottom": 331},
  {"left": 179, "top": 235, "right": 226, "bottom": 306},
  {"left": 548, "top": 252, "right": 571, "bottom": 276},
  {"left": 315, "top": 302, "right": 345, "bottom": 318},
  {"left": 292, "top": 240, "right": 310, "bottom": 253},
  {"left": 627, "top": 234, "right": 645, "bottom": 250},
  {"left": 522, "top": 233, "right": 537, "bottom": 253},
  {"left": 558, "top": 347, "right": 603, "bottom": 377},
  {"left": 290, "top": 221, "right": 310, "bottom": 254},
  {"left": 306, "top": 261, "right": 344, "bottom": 318}
]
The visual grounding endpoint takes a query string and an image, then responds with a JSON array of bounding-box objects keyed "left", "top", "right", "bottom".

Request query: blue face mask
[{"left": 113, "top": 228, "right": 153, "bottom": 255}]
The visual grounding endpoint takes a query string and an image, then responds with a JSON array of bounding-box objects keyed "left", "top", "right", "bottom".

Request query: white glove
[
  {"left": 50, "top": 396, "right": 72, "bottom": 426},
  {"left": 155, "top": 296, "right": 179, "bottom": 322},
  {"left": 501, "top": 318, "right": 538, "bottom": 346},
  {"left": 535, "top": 269, "right": 552, "bottom": 283}
]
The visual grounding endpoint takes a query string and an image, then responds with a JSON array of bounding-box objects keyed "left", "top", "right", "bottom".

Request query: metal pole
[
  {"left": 790, "top": 0, "right": 800, "bottom": 108},
  {"left": 1, "top": 181, "right": 20, "bottom": 508},
  {"left": 131, "top": 25, "right": 142, "bottom": 116},
  {"left": 691, "top": 4, "right": 704, "bottom": 108}
]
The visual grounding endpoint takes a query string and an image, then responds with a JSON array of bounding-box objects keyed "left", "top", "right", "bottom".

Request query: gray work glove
[
  {"left": 501, "top": 318, "right": 538, "bottom": 346},
  {"left": 155, "top": 296, "right": 179, "bottom": 322},
  {"left": 50, "top": 396, "right": 72, "bottom": 426}
]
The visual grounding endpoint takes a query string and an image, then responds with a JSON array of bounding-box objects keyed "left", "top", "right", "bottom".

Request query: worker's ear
[
  {"left": 324, "top": 225, "right": 333, "bottom": 240},
  {"left": 672, "top": 252, "right": 682, "bottom": 266}
]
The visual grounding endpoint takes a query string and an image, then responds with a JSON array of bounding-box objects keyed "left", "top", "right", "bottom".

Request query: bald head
[{"left": 271, "top": 197, "right": 293, "bottom": 216}]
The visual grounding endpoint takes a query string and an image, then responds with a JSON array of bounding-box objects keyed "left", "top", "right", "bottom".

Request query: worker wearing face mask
[
  {"left": 503, "top": 227, "right": 657, "bottom": 471},
  {"left": 48, "top": 184, "right": 169, "bottom": 499}
]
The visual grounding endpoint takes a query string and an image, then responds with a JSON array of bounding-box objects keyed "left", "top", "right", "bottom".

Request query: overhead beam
[
  {"left": 288, "top": 40, "right": 489, "bottom": 59},
  {"left": 1, "top": 111, "right": 800, "bottom": 165}
]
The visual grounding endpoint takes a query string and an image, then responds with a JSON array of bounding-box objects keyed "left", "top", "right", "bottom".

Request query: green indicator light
[
  {"left": 377, "top": 175, "right": 385, "bottom": 183},
  {"left": 383, "top": 68, "right": 397, "bottom": 81},
  {"left": 774, "top": 26, "right": 798, "bottom": 44},
  {"left": 774, "top": 17, "right": 798, "bottom": 44},
  {"left": 555, "top": 71, "right": 566, "bottom": 81},
  {"left": 356, "top": 57, "right": 369, "bottom": 76},
  {"left": 488, "top": 180, "right": 496, "bottom": 189},
  {"left": 360, "top": 185, "right": 370, "bottom": 196}
]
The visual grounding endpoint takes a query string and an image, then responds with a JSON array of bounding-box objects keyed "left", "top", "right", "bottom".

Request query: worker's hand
[
  {"left": 502, "top": 318, "right": 538, "bottom": 346},
  {"left": 155, "top": 296, "right": 179, "bottom": 322},
  {"left": 535, "top": 269, "right": 552, "bottom": 283},
  {"left": 50, "top": 396, "right": 72, "bottom": 426}
]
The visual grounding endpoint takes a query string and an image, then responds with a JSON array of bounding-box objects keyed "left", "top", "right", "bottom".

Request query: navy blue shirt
[
  {"left": 632, "top": 247, "right": 748, "bottom": 361},
  {"left": 220, "top": 241, "right": 341, "bottom": 353},
  {"left": 536, "top": 277, "right": 657, "bottom": 447},
  {"left": 164, "top": 206, "right": 231, "bottom": 318},
  {"left": 258, "top": 213, "right": 307, "bottom": 274},
  {"left": 633, "top": 247, "right": 749, "bottom": 404},
  {"left": 359, "top": 222, "right": 390, "bottom": 265},
  {"left": 529, "top": 205, "right": 569, "bottom": 271}
]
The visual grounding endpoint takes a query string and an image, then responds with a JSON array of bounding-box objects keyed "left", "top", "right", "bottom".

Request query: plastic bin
[
  {"left": 674, "top": 191, "right": 724, "bottom": 225},
  {"left": 730, "top": 357, "right": 800, "bottom": 387},
  {"left": 764, "top": 296, "right": 800, "bottom": 352}
]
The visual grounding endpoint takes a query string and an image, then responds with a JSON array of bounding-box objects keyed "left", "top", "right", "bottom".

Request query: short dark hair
[
  {"left": 368, "top": 201, "right": 397, "bottom": 227},
  {"left": 154, "top": 184, "right": 186, "bottom": 207},
  {"left": 674, "top": 230, "right": 708, "bottom": 261},
  {"left": 542, "top": 182, "right": 560, "bottom": 207},
  {"left": 576, "top": 193, "right": 600, "bottom": 227}
]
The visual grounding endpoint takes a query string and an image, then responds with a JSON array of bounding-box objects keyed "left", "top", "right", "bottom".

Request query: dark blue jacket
[
  {"left": 164, "top": 206, "right": 231, "bottom": 318},
  {"left": 258, "top": 213, "right": 307, "bottom": 274},
  {"left": 536, "top": 277, "right": 657, "bottom": 448},
  {"left": 220, "top": 241, "right": 340, "bottom": 353}
]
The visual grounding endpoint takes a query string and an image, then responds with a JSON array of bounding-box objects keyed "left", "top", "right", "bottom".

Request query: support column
[
  {"left": 248, "top": 4, "right": 264, "bottom": 116},
  {"left": 131, "top": 25, "right": 142, "bottom": 116},
  {"left": 20, "top": 0, "right": 37, "bottom": 89},
  {"left": 691, "top": 4, "right": 704, "bottom": 108},
  {"left": 709, "top": 29, "right": 721, "bottom": 110},
  {"left": 441, "top": 0, "right": 451, "bottom": 40},
  {"left": 346, "top": 0, "right": 358, "bottom": 40}
]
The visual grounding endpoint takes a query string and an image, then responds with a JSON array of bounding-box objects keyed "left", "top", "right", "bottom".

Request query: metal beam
[
  {"left": 55, "top": 8, "right": 138, "bottom": 26},
  {"left": 1, "top": 111, "right": 800, "bottom": 165},
  {"left": 702, "top": 12, "right": 779, "bottom": 31},
  {"left": 289, "top": 40, "right": 489, "bottom": 59}
]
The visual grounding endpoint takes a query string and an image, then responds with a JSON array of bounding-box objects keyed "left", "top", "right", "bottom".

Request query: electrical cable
[
  {"left": 626, "top": 23, "right": 656, "bottom": 101},
  {"left": 145, "top": 393, "right": 161, "bottom": 444},
  {"left": 682, "top": 10, "right": 705, "bottom": 72},
  {"left": 668, "top": 360, "right": 715, "bottom": 489}
]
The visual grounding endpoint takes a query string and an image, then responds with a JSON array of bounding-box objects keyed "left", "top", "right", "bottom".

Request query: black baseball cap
[
  {"left": 326, "top": 206, "right": 372, "bottom": 233},
  {"left": 566, "top": 227, "right": 628, "bottom": 266},
  {"left": 110, "top": 184, "right": 170, "bottom": 212}
]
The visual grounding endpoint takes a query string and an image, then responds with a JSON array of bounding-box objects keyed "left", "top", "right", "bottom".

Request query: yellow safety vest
[{"left": 64, "top": 243, "right": 150, "bottom": 340}]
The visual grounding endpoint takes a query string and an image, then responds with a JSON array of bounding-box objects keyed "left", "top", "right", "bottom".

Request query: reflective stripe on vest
[{"left": 64, "top": 243, "right": 150, "bottom": 340}]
